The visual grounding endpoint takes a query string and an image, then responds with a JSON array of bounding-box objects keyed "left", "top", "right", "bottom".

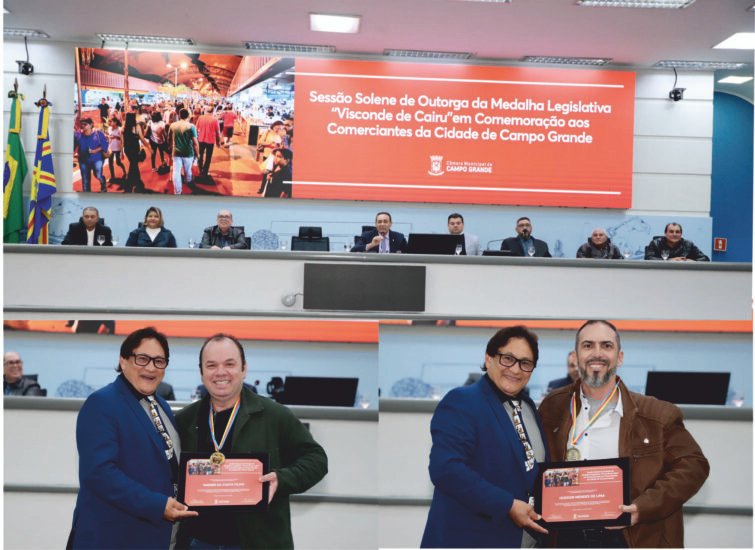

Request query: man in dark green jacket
[{"left": 176, "top": 334, "right": 328, "bottom": 549}]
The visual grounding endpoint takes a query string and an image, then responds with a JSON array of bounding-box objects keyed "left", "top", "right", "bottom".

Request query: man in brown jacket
[{"left": 538, "top": 320, "right": 709, "bottom": 548}]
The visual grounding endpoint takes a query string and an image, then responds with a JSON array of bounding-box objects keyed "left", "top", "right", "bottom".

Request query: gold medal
[
  {"left": 565, "top": 447, "right": 581, "bottom": 461},
  {"left": 208, "top": 399, "right": 241, "bottom": 467}
]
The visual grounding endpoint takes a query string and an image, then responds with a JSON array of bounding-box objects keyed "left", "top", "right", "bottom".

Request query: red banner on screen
[{"left": 292, "top": 59, "right": 635, "bottom": 208}]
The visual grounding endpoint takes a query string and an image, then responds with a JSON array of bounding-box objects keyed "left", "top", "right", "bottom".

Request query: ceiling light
[
  {"left": 717, "top": 76, "right": 754, "bottom": 84},
  {"left": 96, "top": 33, "right": 194, "bottom": 46},
  {"left": 309, "top": 13, "right": 361, "bottom": 34},
  {"left": 655, "top": 60, "right": 749, "bottom": 70},
  {"left": 713, "top": 32, "right": 755, "bottom": 50},
  {"left": 244, "top": 41, "right": 335, "bottom": 53},
  {"left": 522, "top": 55, "right": 611, "bottom": 66},
  {"left": 384, "top": 49, "right": 472, "bottom": 60},
  {"left": 577, "top": 0, "right": 696, "bottom": 7},
  {"left": 3, "top": 28, "right": 50, "bottom": 39}
]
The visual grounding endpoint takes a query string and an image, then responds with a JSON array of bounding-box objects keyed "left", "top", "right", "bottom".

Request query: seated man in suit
[
  {"left": 61, "top": 206, "right": 113, "bottom": 246},
  {"left": 546, "top": 350, "right": 579, "bottom": 393},
  {"left": 351, "top": 211, "right": 407, "bottom": 253},
  {"left": 3, "top": 351, "right": 45, "bottom": 396},
  {"left": 501, "top": 216, "right": 551, "bottom": 257},
  {"left": 199, "top": 209, "right": 248, "bottom": 249},
  {"left": 644, "top": 222, "right": 710, "bottom": 261},
  {"left": 447, "top": 212, "right": 481, "bottom": 256}
]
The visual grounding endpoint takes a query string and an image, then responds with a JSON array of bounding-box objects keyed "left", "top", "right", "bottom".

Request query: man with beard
[
  {"left": 538, "top": 321, "right": 709, "bottom": 548},
  {"left": 501, "top": 216, "right": 551, "bottom": 257}
]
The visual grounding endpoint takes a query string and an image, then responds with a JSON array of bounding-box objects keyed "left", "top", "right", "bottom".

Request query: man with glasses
[
  {"left": 538, "top": 320, "right": 709, "bottom": 547},
  {"left": 199, "top": 209, "right": 248, "bottom": 249},
  {"left": 3, "top": 351, "right": 44, "bottom": 396},
  {"left": 422, "top": 326, "right": 549, "bottom": 548},
  {"left": 67, "top": 327, "right": 197, "bottom": 549},
  {"left": 501, "top": 216, "right": 552, "bottom": 257}
]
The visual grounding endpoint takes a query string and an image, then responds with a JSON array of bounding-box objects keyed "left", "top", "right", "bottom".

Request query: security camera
[
  {"left": 668, "top": 87, "right": 685, "bottom": 102},
  {"left": 16, "top": 60, "right": 34, "bottom": 75}
]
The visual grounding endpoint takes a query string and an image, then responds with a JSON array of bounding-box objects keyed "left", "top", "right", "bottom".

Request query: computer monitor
[
  {"left": 406, "top": 233, "right": 465, "bottom": 255},
  {"left": 644, "top": 371, "right": 730, "bottom": 405},
  {"left": 278, "top": 376, "right": 359, "bottom": 407},
  {"left": 291, "top": 236, "right": 330, "bottom": 251}
]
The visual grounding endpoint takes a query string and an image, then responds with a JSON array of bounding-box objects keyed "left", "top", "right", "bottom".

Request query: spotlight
[
  {"left": 16, "top": 60, "right": 33, "bottom": 75},
  {"left": 668, "top": 87, "right": 685, "bottom": 101}
]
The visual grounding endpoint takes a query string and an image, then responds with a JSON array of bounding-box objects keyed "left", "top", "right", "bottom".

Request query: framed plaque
[
  {"left": 178, "top": 452, "right": 269, "bottom": 511},
  {"left": 535, "top": 457, "right": 630, "bottom": 529}
]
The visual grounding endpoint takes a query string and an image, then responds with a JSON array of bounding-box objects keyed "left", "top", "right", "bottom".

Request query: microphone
[{"left": 486, "top": 238, "right": 504, "bottom": 250}]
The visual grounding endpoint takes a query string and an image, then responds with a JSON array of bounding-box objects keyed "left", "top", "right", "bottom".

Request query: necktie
[
  {"left": 146, "top": 395, "right": 175, "bottom": 460},
  {"left": 510, "top": 400, "right": 536, "bottom": 472},
  {"left": 146, "top": 395, "right": 179, "bottom": 494},
  {"left": 380, "top": 234, "right": 388, "bottom": 253}
]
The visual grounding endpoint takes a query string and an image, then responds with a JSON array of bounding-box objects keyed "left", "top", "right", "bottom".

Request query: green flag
[{"left": 4, "top": 92, "right": 27, "bottom": 243}]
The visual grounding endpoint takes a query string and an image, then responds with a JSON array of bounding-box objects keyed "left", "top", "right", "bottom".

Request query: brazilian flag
[{"left": 3, "top": 92, "right": 27, "bottom": 243}]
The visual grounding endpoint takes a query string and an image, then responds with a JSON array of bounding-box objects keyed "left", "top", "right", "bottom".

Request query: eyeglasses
[
  {"left": 217, "top": 215, "right": 232, "bottom": 220},
  {"left": 495, "top": 353, "right": 535, "bottom": 372},
  {"left": 130, "top": 353, "right": 168, "bottom": 369}
]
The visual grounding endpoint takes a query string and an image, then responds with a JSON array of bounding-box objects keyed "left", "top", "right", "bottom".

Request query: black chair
[
  {"left": 361, "top": 225, "right": 376, "bottom": 233},
  {"left": 291, "top": 226, "right": 329, "bottom": 251},
  {"left": 291, "top": 235, "right": 330, "bottom": 251},
  {"left": 298, "top": 226, "right": 323, "bottom": 239}
]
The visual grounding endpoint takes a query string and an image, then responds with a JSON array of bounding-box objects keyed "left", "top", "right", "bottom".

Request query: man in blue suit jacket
[
  {"left": 68, "top": 327, "right": 196, "bottom": 549},
  {"left": 351, "top": 211, "right": 407, "bottom": 253},
  {"left": 421, "top": 326, "right": 549, "bottom": 548}
]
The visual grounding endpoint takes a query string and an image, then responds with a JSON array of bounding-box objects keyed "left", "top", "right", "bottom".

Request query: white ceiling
[{"left": 4, "top": 0, "right": 754, "bottom": 99}]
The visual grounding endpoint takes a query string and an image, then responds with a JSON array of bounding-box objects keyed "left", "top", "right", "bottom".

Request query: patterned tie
[
  {"left": 146, "top": 395, "right": 175, "bottom": 460},
  {"left": 510, "top": 400, "right": 536, "bottom": 472}
]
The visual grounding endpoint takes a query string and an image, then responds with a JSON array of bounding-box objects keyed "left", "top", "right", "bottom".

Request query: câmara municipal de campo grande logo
[{"left": 428, "top": 155, "right": 444, "bottom": 176}]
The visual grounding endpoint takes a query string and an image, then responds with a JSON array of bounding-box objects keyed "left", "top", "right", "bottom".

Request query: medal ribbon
[
  {"left": 569, "top": 381, "right": 619, "bottom": 447},
  {"left": 209, "top": 399, "right": 241, "bottom": 453}
]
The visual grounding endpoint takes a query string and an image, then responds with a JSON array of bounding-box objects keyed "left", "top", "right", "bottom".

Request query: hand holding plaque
[
  {"left": 178, "top": 452, "right": 270, "bottom": 511},
  {"left": 535, "top": 457, "right": 631, "bottom": 530}
]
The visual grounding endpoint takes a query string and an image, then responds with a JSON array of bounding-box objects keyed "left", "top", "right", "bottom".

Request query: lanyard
[{"left": 569, "top": 381, "right": 619, "bottom": 447}]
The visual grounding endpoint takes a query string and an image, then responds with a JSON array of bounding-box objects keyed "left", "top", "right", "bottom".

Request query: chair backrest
[
  {"left": 291, "top": 236, "right": 330, "bottom": 251},
  {"left": 250, "top": 229, "right": 279, "bottom": 250},
  {"left": 361, "top": 225, "right": 376, "bottom": 233},
  {"left": 298, "top": 226, "right": 323, "bottom": 239}
]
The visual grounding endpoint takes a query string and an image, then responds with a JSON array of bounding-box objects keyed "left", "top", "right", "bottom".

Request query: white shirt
[
  {"left": 572, "top": 387, "right": 623, "bottom": 460},
  {"left": 86, "top": 228, "right": 95, "bottom": 246},
  {"left": 146, "top": 227, "right": 161, "bottom": 241}
]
